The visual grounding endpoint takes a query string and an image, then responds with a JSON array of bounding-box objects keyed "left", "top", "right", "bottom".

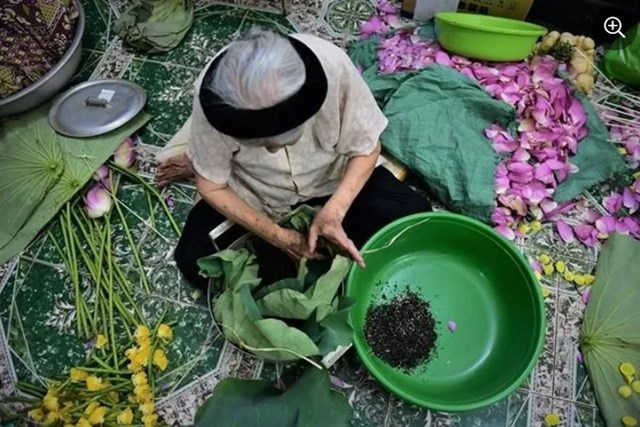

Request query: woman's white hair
[{"left": 210, "top": 27, "right": 306, "bottom": 110}]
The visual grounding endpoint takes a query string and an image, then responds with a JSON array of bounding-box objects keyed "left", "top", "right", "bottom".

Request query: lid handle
[{"left": 85, "top": 97, "right": 109, "bottom": 107}]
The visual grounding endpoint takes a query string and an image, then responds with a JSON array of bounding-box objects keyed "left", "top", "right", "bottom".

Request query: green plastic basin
[
  {"left": 435, "top": 12, "right": 547, "bottom": 61},
  {"left": 347, "top": 213, "right": 545, "bottom": 412}
]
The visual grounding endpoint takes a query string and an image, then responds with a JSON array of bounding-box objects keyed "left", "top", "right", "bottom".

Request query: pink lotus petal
[
  {"left": 595, "top": 215, "right": 617, "bottom": 236},
  {"left": 622, "top": 217, "right": 640, "bottom": 235},
  {"left": 93, "top": 165, "right": 109, "bottom": 182},
  {"left": 534, "top": 163, "right": 556, "bottom": 185},
  {"left": 574, "top": 224, "right": 596, "bottom": 243},
  {"left": 582, "top": 210, "right": 601, "bottom": 224},
  {"left": 615, "top": 218, "right": 631, "bottom": 235},
  {"left": 499, "top": 194, "right": 527, "bottom": 216},
  {"left": 512, "top": 148, "right": 531, "bottom": 162},
  {"left": 521, "top": 182, "right": 547, "bottom": 205},
  {"left": 556, "top": 220, "right": 575, "bottom": 243},
  {"left": 540, "top": 199, "right": 558, "bottom": 215},
  {"left": 330, "top": 375, "right": 350, "bottom": 389},
  {"left": 385, "top": 14, "right": 401, "bottom": 29},
  {"left": 447, "top": 321, "right": 457, "bottom": 333},
  {"left": 114, "top": 137, "right": 136, "bottom": 169},
  {"left": 623, "top": 187, "right": 639, "bottom": 213},
  {"left": 544, "top": 159, "right": 566, "bottom": 171},
  {"left": 495, "top": 225, "right": 516, "bottom": 240},
  {"left": 435, "top": 51, "right": 452, "bottom": 66},
  {"left": 496, "top": 176, "right": 510, "bottom": 195},
  {"left": 576, "top": 351, "right": 583, "bottom": 363},
  {"left": 361, "top": 16, "right": 388, "bottom": 37},
  {"left": 507, "top": 162, "right": 534, "bottom": 174},
  {"left": 473, "top": 66, "right": 500, "bottom": 81},
  {"left": 377, "top": 0, "right": 396, "bottom": 14},
  {"left": 530, "top": 260, "right": 542, "bottom": 273},
  {"left": 603, "top": 193, "right": 622, "bottom": 214},
  {"left": 508, "top": 171, "right": 534, "bottom": 184},
  {"left": 581, "top": 289, "right": 590, "bottom": 304},
  {"left": 568, "top": 99, "right": 587, "bottom": 127}
]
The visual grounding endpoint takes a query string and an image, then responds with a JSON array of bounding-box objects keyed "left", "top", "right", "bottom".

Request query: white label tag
[
  {"left": 98, "top": 89, "right": 115, "bottom": 102},
  {"left": 322, "top": 344, "right": 352, "bottom": 368}
]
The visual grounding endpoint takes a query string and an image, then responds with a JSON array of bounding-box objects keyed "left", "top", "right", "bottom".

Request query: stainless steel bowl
[{"left": 0, "top": 0, "right": 85, "bottom": 117}]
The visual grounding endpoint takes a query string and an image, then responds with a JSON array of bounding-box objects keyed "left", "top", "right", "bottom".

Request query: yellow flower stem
[
  {"left": 110, "top": 162, "right": 181, "bottom": 236},
  {"left": 91, "top": 356, "right": 115, "bottom": 371},
  {"left": 105, "top": 221, "right": 120, "bottom": 367},
  {"left": 145, "top": 189, "right": 157, "bottom": 229},
  {"left": 147, "top": 314, "right": 166, "bottom": 392},
  {"left": 16, "top": 381, "right": 45, "bottom": 397},
  {"left": 111, "top": 196, "right": 151, "bottom": 294},
  {"left": 75, "top": 366, "right": 131, "bottom": 375}
]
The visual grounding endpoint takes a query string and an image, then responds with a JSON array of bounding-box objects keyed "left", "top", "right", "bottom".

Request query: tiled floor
[{"left": 0, "top": 0, "right": 613, "bottom": 425}]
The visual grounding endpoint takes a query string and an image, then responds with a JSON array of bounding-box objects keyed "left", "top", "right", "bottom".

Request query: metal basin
[{"left": 0, "top": 0, "right": 85, "bottom": 117}]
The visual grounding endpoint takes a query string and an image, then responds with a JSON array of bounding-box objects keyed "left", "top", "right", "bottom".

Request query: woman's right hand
[{"left": 273, "top": 228, "right": 320, "bottom": 261}]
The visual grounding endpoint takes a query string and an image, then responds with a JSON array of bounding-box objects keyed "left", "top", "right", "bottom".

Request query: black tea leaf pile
[{"left": 364, "top": 291, "right": 438, "bottom": 371}]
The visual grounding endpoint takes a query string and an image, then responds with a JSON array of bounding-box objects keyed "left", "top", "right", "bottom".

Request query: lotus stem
[{"left": 106, "top": 226, "right": 119, "bottom": 367}]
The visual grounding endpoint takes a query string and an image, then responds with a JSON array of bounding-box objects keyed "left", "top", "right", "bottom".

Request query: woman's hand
[
  {"left": 273, "top": 228, "right": 320, "bottom": 261},
  {"left": 308, "top": 206, "right": 365, "bottom": 267}
]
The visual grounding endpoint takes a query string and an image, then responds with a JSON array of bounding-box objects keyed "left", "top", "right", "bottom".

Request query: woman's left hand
[{"left": 308, "top": 206, "right": 365, "bottom": 267}]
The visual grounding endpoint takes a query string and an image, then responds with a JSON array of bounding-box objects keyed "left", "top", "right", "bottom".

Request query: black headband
[{"left": 198, "top": 36, "right": 328, "bottom": 139}]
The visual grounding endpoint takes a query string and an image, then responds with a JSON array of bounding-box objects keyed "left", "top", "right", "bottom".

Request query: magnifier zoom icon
[{"left": 604, "top": 17, "right": 626, "bottom": 38}]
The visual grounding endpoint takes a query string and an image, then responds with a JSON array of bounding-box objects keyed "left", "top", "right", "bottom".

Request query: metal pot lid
[{"left": 49, "top": 79, "right": 147, "bottom": 138}]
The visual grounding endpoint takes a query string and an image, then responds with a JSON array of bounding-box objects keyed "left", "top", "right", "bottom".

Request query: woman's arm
[
  {"left": 307, "top": 142, "right": 381, "bottom": 266},
  {"left": 196, "top": 174, "right": 317, "bottom": 259}
]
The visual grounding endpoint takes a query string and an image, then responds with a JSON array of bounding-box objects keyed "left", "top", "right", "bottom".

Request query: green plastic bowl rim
[
  {"left": 435, "top": 12, "right": 548, "bottom": 37},
  {"left": 347, "top": 212, "right": 546, "bottom": 412}
]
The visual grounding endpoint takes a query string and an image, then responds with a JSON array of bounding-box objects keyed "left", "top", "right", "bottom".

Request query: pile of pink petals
[
  {"left": 610, "top": 118, "right": 640, "bottom": 169},
  {"left": 373, "top": 27, "right": 593, "bottom": 240},
  {"left": 360, "top": 0, "right": 401, "bottom": 38}
]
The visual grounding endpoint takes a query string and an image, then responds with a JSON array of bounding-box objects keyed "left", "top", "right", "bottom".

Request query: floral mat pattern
[{"left": 0, "top": 0, "right": 616, "bottom": 425}]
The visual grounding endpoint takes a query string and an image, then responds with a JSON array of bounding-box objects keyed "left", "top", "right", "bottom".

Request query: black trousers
[{"left": 174, "top": 167, "right": 431, "bottom": 289}]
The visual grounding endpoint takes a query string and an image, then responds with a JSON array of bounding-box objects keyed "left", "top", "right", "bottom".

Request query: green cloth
[
  {"left": 349, "top": 28, "right": 624, "bottom": 222},
  {"left": 116, "top": 0, "right": 194, "bottom": 54},
  {"left": 0, "top": 106, "right": 150, "bottom": 265}
]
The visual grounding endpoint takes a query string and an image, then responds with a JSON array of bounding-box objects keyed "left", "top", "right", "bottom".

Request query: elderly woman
[{"left": 157, "top": 28, "right": 430, "bottom": 289}]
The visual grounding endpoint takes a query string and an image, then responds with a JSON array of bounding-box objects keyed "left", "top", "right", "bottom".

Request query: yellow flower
[
  {"left": 108, "top": 391, "right": 120, "bottom": 403},
  {"left": 128, "top": 360, "right": 143, "bottom": 373},
  {"left": 534, "top": 271, "right": 543, "bottom": 281},
  {"left": 634, "top": 171, "right": 640, "bottom": 180},
  {"left": 132, "top": 371, "right": 148, "bottom": 386},
  {"left": 620, "top": 362, "right": 636, "bottom": 377},
  {"left": 44, "top": 411, "right": 60, "bottom": 425},
  {"left": 531, "top": 220, "right": 542, "bottom": 232},
  {"left": 539, "top": 254, "right": 552, "bottom": 265},
  {"left": 86, "top": 375, "right": 103, "bottom": 391},
  {"left": 518, "top": 223, "right": 531, "bottom": 235},
  {"left": 584, "top": 274, "right": 596, "bottom": 285},
  {"left": 117, "top": 407, "right": 134, "bottom": 425},
  {"left": 125, "top": 347, "right": 137, "bottom": 361},
  {"left": 76, "top": 418, "right": 91, "bottom": 427},
  {"left": 134, "top": 383, "right": 153, "bottom": 402},
  {"left": 70, "top": 368, "right": 88, "bottom": 382},
  {"left": 563, "top": 271, "right": 575, "bottom": 282},
  {"left": 60, "top": 402, "right": 74, "bottom": 422},
  {"left": 88, "top": 405, "right": 107, "bottom": 425},
  {"left": 95, "top": 335, "right": 108, "bottom": 349},
  {"left": 632, "top": 380, "right": 640, "bottom": 393},
  {"left": 28, "top": 408, "right": 45, "bottom": 422},
  {"left": 157, "top": 323, "right": 173, "bottom": 341},
  {"left": 574, "top": 275, "right": 586, "bottom": 286},
  {"left": 619, "top": 147, "right": 628, "bottom": 155},
  {"left": 140, "top": 401, "right": 155, "bottom": 415},
  {"left": 43, "top": 390, "right": 59, "bottom": 411},
  {"left": 554, "top": 261, "right": 566, "bottom": 273},
  {"left": 153, "top": 349, "right": 169, "bottom": 371},
  {"left": 133, "top": 346, "right": 151, "bottom": 367},
  {"left": 619, "top": 385, "right": 632, "bottom": 398},
  {"left": 541, "top": 286, "right": 551, "bottom": 298},
  {"left": 622, "top": 416, "right": 638, "bottom": 427},
  {"left": 543, "top": 264, "right": 555, "bottom": 276},
  {"left": 544, "top": 413, "right": 561, "bottom": 426},
  {"left": 142, "top": 413, "right": 158, "bottom": 427},
  {"left": 85, "top": 402, "right": 100, "bottom": 415},
  {"left": 135, "top": 325, "right": 151, "bottom": 345}
]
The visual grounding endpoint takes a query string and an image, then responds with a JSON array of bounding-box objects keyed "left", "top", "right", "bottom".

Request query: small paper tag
[{"left": 98, "top": 89, "right": 115, "bottom": 102}]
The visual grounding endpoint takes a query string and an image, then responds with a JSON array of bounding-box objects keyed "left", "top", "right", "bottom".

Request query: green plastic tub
[
  {"left": 347, "top": 213, "right": 545, "bottom": 412},
  {"left": 435, "top": 12, "right": 547, "bottom": 62}
]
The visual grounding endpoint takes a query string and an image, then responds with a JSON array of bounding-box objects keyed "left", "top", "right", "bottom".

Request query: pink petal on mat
[
  {"left": 574, "top": 224, "right": 597, "bottom": 246},
  {"left": 603, "top": 193, "right": 623, "bottom": 214},
  {"left": 595, "top": 216, "right": 617, "bottom": 236},
  {"left": 496, "top": 176, "right": 510, "bottom": 195},
  {"left": 435, "top": 51, "right": 452, "bottom": 66},
  {"left": 530, "top": 260, "right": 543, "bottom": 273},
  {"left": 544, "top": 158, "right": 566, "bottom": 171},
  {"left": 447, "top": 321, "right": 457, "bottom": 333},
  {"left": 377, "top": 0, "right": 396, "bottom": 14},
  {"left": 576, "top": 351, "right": 583, "bottom": 363},
  {"left": 556, "top": 220, "right": 575, "bottom": 243},
  {"left": 534, "top": 163, "right": 555, "bottom": 185},
  {"left": 540, "top": 199, "right": 558, "bottom": 215},
  {"left": 623, "top": 187, "right": 639, "bottom": 213},
  {"left": 473, "top": 66, "right": 500, "bottom": 81},
  {"left": 495, "top": 225, "right": 516, "bottom": 240},
  {"left": 581, "top": 289, "right": 590, "bottom": 304},
  {"left": 499, "top": 194, "right": 527, "bottom": 216},
  {"left": 615, "top": 218, "right": 631, "bottom": 235},
  {"left": 509, "top": 171, "right": 534, "bottom": 184},
  {"left": 582, "top": 210, "right": 601, "bottom": 224},
  {"left": 360, "top": 16, "right": 387, "bottom": 37},
  {"left": 621, "top": 217, "right": 640, "bottom": 235}
]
